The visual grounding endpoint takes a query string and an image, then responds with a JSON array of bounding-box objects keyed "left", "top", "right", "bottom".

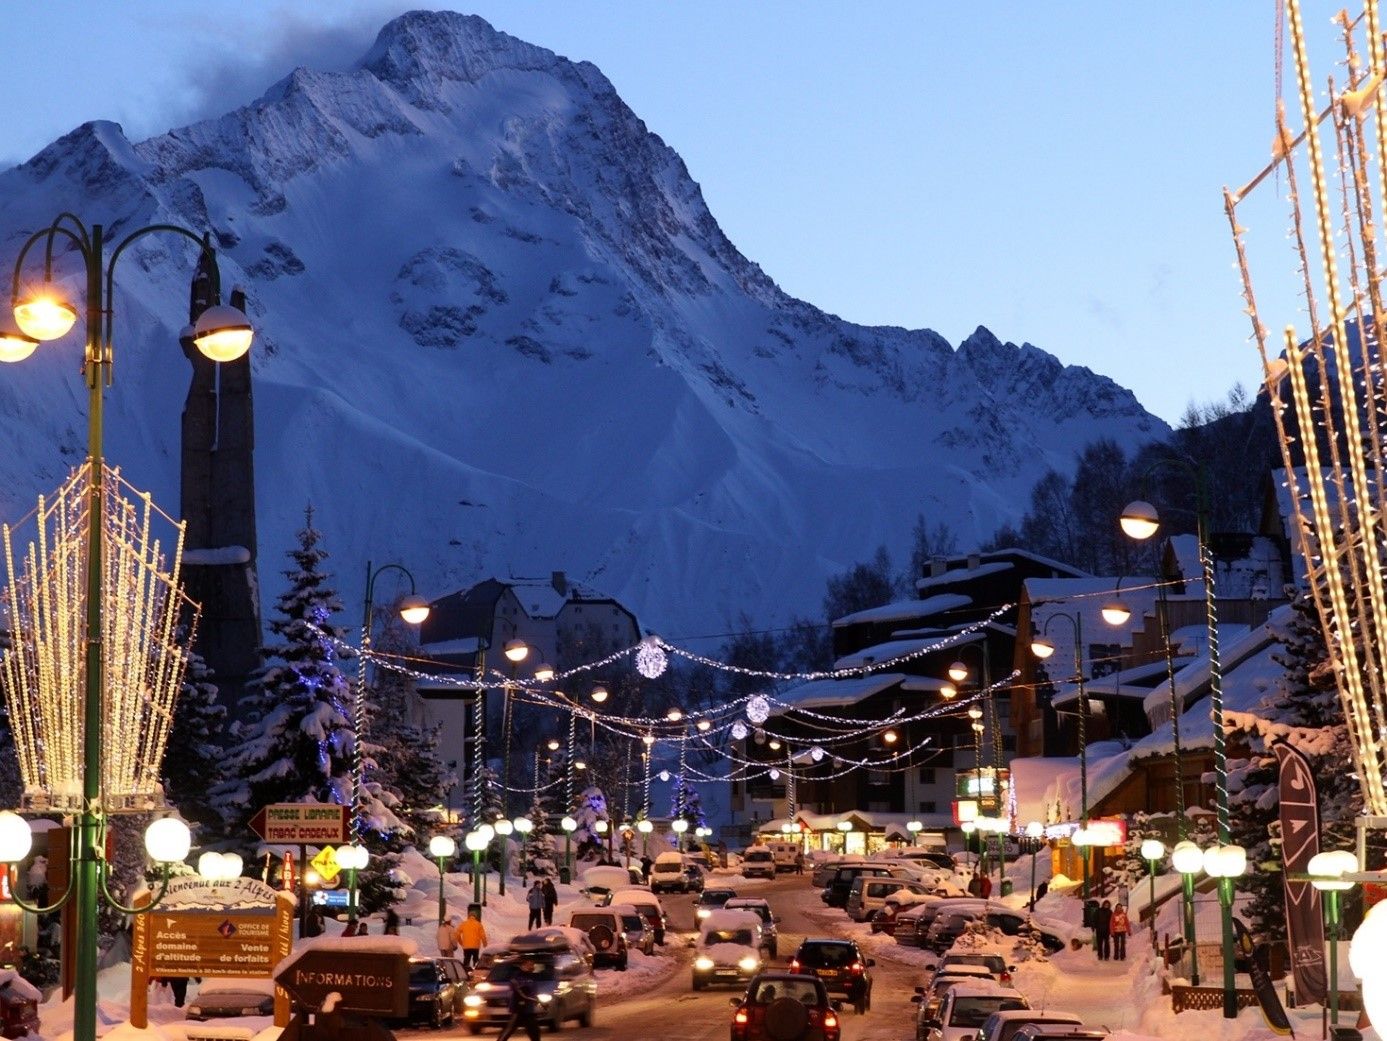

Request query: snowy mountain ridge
[{"left": 0, "top": 10, "right": 1167, "bottom": 637}]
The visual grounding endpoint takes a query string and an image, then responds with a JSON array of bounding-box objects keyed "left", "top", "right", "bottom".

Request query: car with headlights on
[
  {"left": 693, "top": 910, "right": 765, "bottom": 990},
  {"left": 462, "top": 952, "right": 596, "bottom": 1034},
  {"left": 697, "top": 887, "right": 740, "bottom": 923},
  {"left": 729, "top": 973, "right": 842, "bottom": 1041},
  {"left": 609, "top": 902, "right": 656, "bottom": 955},
  {"left": 724, "top": 898, "right": 779, "bottom": 959}
]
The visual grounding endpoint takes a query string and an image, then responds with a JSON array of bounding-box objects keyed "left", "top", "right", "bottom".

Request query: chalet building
[{"left": 726, "top": 549, "right": 1085, "bottom": 847}]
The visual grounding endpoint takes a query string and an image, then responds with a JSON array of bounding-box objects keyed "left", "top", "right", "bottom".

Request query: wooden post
[
  {"left": 273, "top": 893, "right": 294, "bottom": 1027},
  {"left": 128, "top": 892, "right": 152, "bottom": 1029}
]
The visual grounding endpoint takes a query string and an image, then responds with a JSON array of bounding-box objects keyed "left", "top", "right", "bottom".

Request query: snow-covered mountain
[{"left": 0, "top": 11, "right": 1166, "bottom": 636}]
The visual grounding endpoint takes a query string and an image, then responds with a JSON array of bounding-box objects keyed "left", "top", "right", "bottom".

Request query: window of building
[
  {"left": 868, "top": 770, "right": 889, "bottom": 787},
  {"left": 1002, "top": 735, "right": 1016, "bottom": 752},
  {"left": 918, "top": 801, "right": 937, "bottom": 814},
  {"left": 918, "top": 767, "right": 936, "bottom": 785}
]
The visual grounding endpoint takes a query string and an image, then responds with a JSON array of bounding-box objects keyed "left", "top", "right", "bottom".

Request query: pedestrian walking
[
  {"left": 437, "top": 915, "right": 459, "bottom": 957},
  {"left": 967, "top": 870, "right": 983, "bottom": 897},
  {"left": 458, "top": 906, "right": 488, "bottom": 972},
  {"left": 794, "top": 852, "right": 804, "bottom": 875},
  {"left": 1093, "top": 899, "right": 1113, "bottom": 961},
  {"left": 640, "top": 855, "right": 652, "bottom": 882},
  {"left": 1110, "top": 903, "right": 1129, "bottom": 961},
  {"left": 979, "top": 874, "right": 993, "bottom": 899},
  {"left": 384, "top": 908, "right": 400, "bottom": 935},
  {"left": 526, "top": 881, "right": 545, "bottom": 930},
  {"left": 495, "top": 957, "right": 544, "bottom": 1041},
  {"left": 342, "top": 920, "right": 359, "bottom": 938},
  {"left": 541, "top": 877, "right": 558, "bottom": 926}
]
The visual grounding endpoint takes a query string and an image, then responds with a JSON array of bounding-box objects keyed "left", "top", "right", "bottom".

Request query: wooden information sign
[
  {"left": 130, "top": 878, "right": 294, "bottom": 1029},
  {"left": 248, "top": 804, "right": 349, "bottom": 845},
  {"left": 276, "top": 949, "right": 410, "bottom": 1018}
]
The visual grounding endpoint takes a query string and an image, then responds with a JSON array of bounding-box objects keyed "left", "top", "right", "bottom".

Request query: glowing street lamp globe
[
  {"left": 192, "top": 303, "right": 254, "bottom": 362},
  {"left": 1120, "top": 500, "right": 1161, "bottom": 541},
  {"left": 503, "top": 639, "right": 529, "bottom": 663},
  {"left": 837, "top": 821, "right": 853, "bottom": 833},
  {"left": 1170, "top": 840, "right": 1203, "bottom": 875},
  {"left": 561, "top": 816, "right": 578, "bottom": 833},
  {"left": 948, "top": 661, "right": 969, "bottom": 683},
  {"left": 1140, "top": 838, "right": 1167, "bottom": 862},
  {"left": 1030, "top": 637, "right": 1056, "bottom": 660},
  {"left": 939, "top": 683, "right": 958, "bottom": 700},
  {"left": 0, "top": 314, "right": 39, "bottom": 363},
  {"left": 671, "top": 819, "right": 689, "bottom": 834},
  {"left": 0, "top": 812, "right": 33, "bottom": 863},
  {"left": 637, "top": 820, "right": 653, "bottom": 834},
  {"left": 337, "top": 844, "right": 369, "bottom": 871},
  {"left": 464, "top": 831, "right": 489, "bottom": 853},
  {"left": 1025, "top": 821, "right": 1045, "bottom": 840},
  {"left": 533, "top": 663, "right": 556, "bottom": 683},
  {"left": 1101, "top": 599, "right": 1131, "bottom": 626},
  {"left": 493, "top": 819, "right": 514, "bottom": 837},
  {"left": 14, "top": 292, "right": 77, "bottom": 341},
  {"left": 429, "top": 835, "right": 457, "bottom": 859},
  {"left": 144, "top": 817, "right": 192, "bottom": 864},
  {"left": 398, "top": 594, "right": 431, "bottom": 625},
  {"left": 906, "top": 821, "right": 923, "bottom": 833},
  {"left": 513, "top": 817, "right": 534, "bottom": 835},
  {"left": 1308, "top": 849, "right": 1357, "bottom": 891},
  {"left": 594, "top": 820, "right": 608, "bottom": 834}
]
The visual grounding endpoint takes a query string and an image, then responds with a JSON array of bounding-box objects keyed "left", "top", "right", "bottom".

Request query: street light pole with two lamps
[{"left": 0, "top": 214, "right": 252, "bottom": 1041}]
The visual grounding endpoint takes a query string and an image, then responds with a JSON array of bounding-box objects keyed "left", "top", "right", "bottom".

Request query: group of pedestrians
[
  {"left": 1092, "top": 899, "right": 1130, "bottom": 960},
  {"left": 525, "top": 878, "right": 559, "bottom": 929},
  {"left": 437, "top": 905, "right": 489, "bottom": 971}
]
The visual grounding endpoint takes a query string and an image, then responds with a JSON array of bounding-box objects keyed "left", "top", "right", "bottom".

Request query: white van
[
  {"left": 765, "top": 840, "right": 801, "bottom": 872},
  {"left": 741, "top": 846, "right": 776, "bottom": 879}
]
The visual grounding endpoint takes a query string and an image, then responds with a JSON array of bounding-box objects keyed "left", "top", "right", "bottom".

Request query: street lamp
[
  {"left": 1140, "top": 838, "right": 1166, "bottom": 951},
  {"left": 1030, "top": 605, "right": 1125, "bottom": 899},
  {"left": 429, "top": 834, "right": 456, "bottom": 925},
  {"left": 1122, "top": 478, "right": 1230, "bottom": 996},
  {"left": 512, "top": 816, "right": 533, "bottom": 877},
  {"left": 1202, "top": 843, "right": 1245, "bottom": 1018},
  {"left": 1308, "top": 849, "right": 1357, "bottom": 1027},
  {"left": 0, "top": 214, "right": 252, "bottom": 1041},
  {"left": 591, "top": 685, "right": 609, "bottom": 704},
  {"left": 336, "top": 844, "right": 369, "bottom": 925},
  {"left": 356, "top": 562, "right": 430, "bottom": 842},
  {"left": 465, "top": 827, "right": 492, "bottom": 906},
  {"left": 637, "top": 817, "right": 653, "bottom": 856},
  {"left": 533, "top": 663, "right": 556, "bottom": 683},
  {"left": 1170, "top": 839, "right": 1203, "bottom": 986},
  {"left": 493, "top": 819, "right": 514, "bottom": 896},
  {"left": 906, "top": 820, "right": 923, "bottom": 848},
  {"left": 671, "top": 817, "right": 689, "bottom": 851},
  {"left": 561, "top": 816, "right": 578, "bottom": 879},
  {"left": 496, "top": 640, "right": 529, "bottom": 820}
]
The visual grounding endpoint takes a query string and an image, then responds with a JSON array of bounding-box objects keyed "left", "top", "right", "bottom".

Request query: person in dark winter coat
[
  {"left": 496, "top": 959, "right": 543, "bottom": 1041},
  {"left": 640, "top": 856, "right": 653, "bottom": 882},
  {"left": 541, "top": 878, "right": 558, "bottom": 926},
  {"left": 1093, "top": 899, "right": 1113, "bottom": 960},
  {"left": 526, "top": 881, "right": 545, "bottom": 930},
  {"left": 384, "top": 908, "right": 400, "bottom": 935}
]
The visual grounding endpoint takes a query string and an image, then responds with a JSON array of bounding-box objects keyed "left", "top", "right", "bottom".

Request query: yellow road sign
[{"left": 311, "top": 845, "right": 340, "bottom": 882}]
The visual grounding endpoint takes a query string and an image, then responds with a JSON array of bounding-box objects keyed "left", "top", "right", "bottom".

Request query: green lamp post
[
  {"left": 0, "top": 214, "right": 252, "bottom": 1041},
  {"left": 429, "top": 834, "right": 456, "bottom": 925},
  {"left": 1308, "top": 849, "right": 1357, "bottom": 1027},
  {"left": 1171, "top": 839, "right": 1203, "bottom": 986},
  {"left": 1140, "top": 838, "right": 1166, "bottom": 952},
  {"left": 336, "top": 843, "right": 369, "bottom": 926},
  {"left": 466, "top": 826, "right": 493, "bottom": 906},
  {"left": 561, "top": 816, "right": 578, "bottom": 881}
]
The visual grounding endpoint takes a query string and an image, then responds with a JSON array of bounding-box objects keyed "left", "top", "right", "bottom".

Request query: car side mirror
[
  {"left": 1007, "top": 965, "right": 1016, "bottom": 972},
  {"left": 729, "top": 998, "right": 741, "bottom": 1008},
  {"left": 866, "top": 958, "right": 875, "bottom": 967},
  {"left": 910, "top": 995, "right": 923, "bottom": 1003},
  {"left": 913, "top": 986, "right": 926, "bottom": 995}
]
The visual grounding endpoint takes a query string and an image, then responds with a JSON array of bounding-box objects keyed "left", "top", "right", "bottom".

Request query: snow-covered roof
[
  {"left": 915, "top": 549, "right": 1088, "bottom": 594},
  {"left": 769, "top": 810, "right": 949, "bottom": 832},
  {"left": 833, "top": 594, "right": 972, "bottom": 628},
  {"left": 774, "top": 673, "right": 904, "bottom": 711},
  {"left": 502, "top": 576, "right": 617, "bottom": 620},
  {"left": 835, "top": 638, "right": 940, "bottom": 669},
  {"left": 1051, "top": 658, "right": 1177, "bottom": 709}
]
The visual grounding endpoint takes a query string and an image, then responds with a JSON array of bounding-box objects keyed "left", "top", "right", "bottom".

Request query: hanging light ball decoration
[
  {"left": 746, "top": 695, "right": 771, "bottom": 725},
  {"left": 731, "top": 722, "right": 748, "bottom": 741},
  {"left": 810, "top": 746, "right": 825, "bottom": 762},
  {"left": 768, "top": 738, "right": 782, "bottom": 751},
  {"left": 659, "top": 770, "right": 671, "bottom": 783},
  {"left": 882, "top": 729, "right": 899, "bottom": 745},
  {"left": 696, "top": 719, "right": 712, "bottom": 732},
  {"left": 667, "top": 708, "right": 683, "bottom": 723},
  {"left": 769, "top": 768, "right": 781, "bottom": 781},
  {"left": 635, "top": 636, "right": 669, "bottom": 679},
  {"left": 591, "top": 685, "right": 609, "bottom": 704}
]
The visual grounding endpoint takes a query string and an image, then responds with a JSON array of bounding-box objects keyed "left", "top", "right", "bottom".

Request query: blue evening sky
[{"left": 0, "top": 3, "right": 1323, "bottom": 424}]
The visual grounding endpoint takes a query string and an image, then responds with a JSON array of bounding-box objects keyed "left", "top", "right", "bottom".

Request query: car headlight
[
  {"left": 537, "top": 994, "right": 553, "bottom": 1004},
  {"left": 187, "top": 1007, "right": 201, "bottom": 1016},
  {"left": 738, "top": 956, "right": 760, "bottom": 971},
  {"left": 697, "top": 909, "right": 711, "bottom": 919},
  {"left": 695, "top": 957, "right": 715, "bottom": 971},
  {"left": 464, "top": 995, "right": 484, "bottom": 1008}
]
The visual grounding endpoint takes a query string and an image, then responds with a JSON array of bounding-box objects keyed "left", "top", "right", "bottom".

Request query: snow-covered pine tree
[
  {"left": 475, "top": 765, "right": 505, "bottom": 828},
  {"left": 162, "top": 647, "right": 229, "bottom": 839},
  {"left": 1227, "top": 593, "right": 1362, "bottom": 943},
  {"left": 520, "top": 792, "right": 553, "bottom": 876},
  {"left": 671, "top": 775, "right": 706, "bottom": 831},
  {"left": 213, "top": 508, "right": 357, "bottom": 829}
]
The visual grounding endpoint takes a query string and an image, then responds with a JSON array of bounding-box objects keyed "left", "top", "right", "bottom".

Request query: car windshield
[
  {"left": 701, "top": 891, "right": 735, "bottom": 905},
  {"left": 730, "top": 905, "right": 771, "bottom": 922},
  {"left": 705, "top": 929, "right": 754, "bottom": 946},
  {"left": 621, "top": 914, "right": 644, "bottom": 930},
  {"left": 797, "top": 944, "right": 855, "bottom": 967},
  {"left": 654, "top": 863, "right": 681, "bottom": 873},
  {"left": 409, "top": 964, "right": 440, "bottom": 985},
  {"left": 753, "top": 980, "right": 822, "bottom": 1005},
  {"left": 947, "top": 956, "right": 1004, "bottom": 973},
  {"left": 488, "top": 961, "right": 557, "bottom": 983},
  {"left": 950, "top": 998, "right": 1027, "bottom": 1027}
]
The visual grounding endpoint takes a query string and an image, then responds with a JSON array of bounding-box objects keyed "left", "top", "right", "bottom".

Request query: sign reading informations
[
  {"left": 129, "top": 879, "right": 294, "bottom": 1030},
  {"left": 277, "top": 950, "right": 411, "bottom": 1017},
  {"left": 249, "top": 803, "right": 349, "bottom": 845}
]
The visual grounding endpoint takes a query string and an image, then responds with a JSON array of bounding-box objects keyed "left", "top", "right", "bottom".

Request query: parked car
[
  {"left": 462, "top": 951, "right": 596, "bottom": 1034},
  {"left": 846, "top": 877, "right": 931, "bottom": 922},
  {"left": 730, "top": 973, "right": 841, "bottom": 1041},
  {"left": 610, "top": 902, "right": 656, "bottom": 956},
  {"left": 581, "top": 865, "right": 636, "bottom": 904},
  {"left": 913, "top": 968, "right": 999, "bottom": 1025},
  {"left": 650, "top": 851, "right": 692, "bottom": 894},
  {"left": 928, "top": 953, "right": 1015, "bottom": 987},
  {"left": 742, "top": 847, "right": 777, "bottom": 879},
  {"left": 895, "top": 850, "right": 956, "bottom": 871},
  {"left": 788, "top": 939, "right": 873, "bottom": 1014},
  {"left": 693, "top": 910, "right": 765, "bottom": 990},
  {"left": 821, "top": 866, "right": 894, "bottom": 908},
  {"left": 507, "top": 927, "right": 597, "bottom": 969},
  {"left": 977, "top": 1010, "right": 1084, "bottom": 1041},
  {"left": 724, "top": 897, "right": 779, "bottom": 958},
  {"left": 400, "top": 957, "right": 470, "bottom": 1028},
  {"left": 566, "top": 908, "right": 630, "bottom": 970},
  {"left": 914, "top": 981, "right": 1028, "bottom": 1041},
  {"left": 810, "top": 858, "right": 865, "bottom": 889},
  {"left": 697, "top": 887, "right": 739, "bottom": 923},
  {"left": 611, "top": 888, "right": 668, "bottom": 946},
  {"left": 684, "top": 863, "right": 707, "bottom": 892},
  {"left": 186, "top": 978, "right": 276, "bottom": 1021},
  {"left": 926, "top": 912, "right": 979, "bottom": 952}
]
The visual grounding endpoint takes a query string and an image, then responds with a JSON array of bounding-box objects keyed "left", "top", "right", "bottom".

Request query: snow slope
[{"left": 0, "top": 11, "right": 1168, "bottom": 635}]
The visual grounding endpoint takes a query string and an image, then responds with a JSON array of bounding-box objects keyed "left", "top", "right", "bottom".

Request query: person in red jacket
[{"left": 1110, "top": 904, "right": 1130, "bottom": 961}]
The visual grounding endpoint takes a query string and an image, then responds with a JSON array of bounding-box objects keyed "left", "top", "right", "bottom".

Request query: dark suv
[
  {"left": 821, "top": 866, "right": 893, "bottom": 908},
  {"left": 789, "top": 939, "right": 874, "bottom": 1014}
]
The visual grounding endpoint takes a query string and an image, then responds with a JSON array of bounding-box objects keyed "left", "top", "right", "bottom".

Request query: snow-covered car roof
[
  {"left": 934, "top": 965, "right": 996, "bottom": 978},
  {"left": 724, "top": 898, "right": 770, "bottom": 909},
  {"left": 611, "top": 888, "right": 661, "bottom": 906},
  {"left": 197, "top": 977, "right": 276, "bottom": 996},
  {"left": 984, "top": 1011, "right": 1081, "bottom": 1024},
  {"left": 701, "top": 909, "right": 763, "bottom": 932},
  {"left": 654, "top": 851, "right": 684, "bottom": 863}
]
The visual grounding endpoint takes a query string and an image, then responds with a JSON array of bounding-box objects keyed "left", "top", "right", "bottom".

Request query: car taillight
[
  {"left": 789, "top": 960, "right": 800, "bottom": 972},
  {"left": 734, "top": 1010, "right": 748, "bottom": 1024},
  {"left": 850, "top": 962, "right": 864, "bottom": 974},
  {"left": 1000, "top": 972, "right": 1012, "bottom": 984},
  {"left": 824, "top": 1014, "right": 838, "bottom": 1029}
]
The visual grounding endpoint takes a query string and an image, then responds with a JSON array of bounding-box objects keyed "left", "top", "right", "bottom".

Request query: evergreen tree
[
  {"left": 520, "top": 791, "right": 553, "bottom": 876},
  {"left": 475, "top": 765, "right": 505, "bottom": 827},
  {"left": 573, "top": 785, "right": 609, "bottom": 849},
  {"left": 1227, "top": 593, "right": 1362, "bottom": 942},
  {"left": 162, "top": 647, "right": 229, "bottom": 839},
  {"left": 671, "top": 775, "right": 706, "bottom": 831}
]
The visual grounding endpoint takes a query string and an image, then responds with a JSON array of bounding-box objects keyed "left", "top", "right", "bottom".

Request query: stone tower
[{"left": 179, "top": 245, "right": 262, "bottom": 711}]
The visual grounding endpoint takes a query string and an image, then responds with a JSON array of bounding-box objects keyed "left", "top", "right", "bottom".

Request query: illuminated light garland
[
  {"left": 0, "top": 464, "right": 196, "bottom": 813},
  {"left": 634, "top": 636, "right": 668, "bottom": 679}
]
